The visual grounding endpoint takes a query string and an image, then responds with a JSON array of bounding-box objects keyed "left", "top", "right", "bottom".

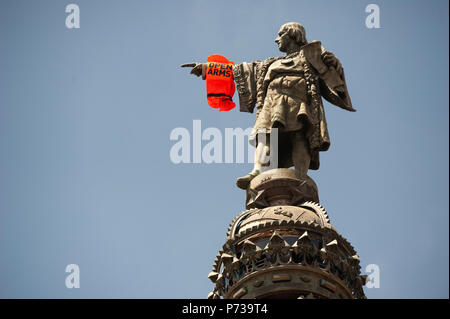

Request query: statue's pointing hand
[{"left": 181, "top": 62, "right": 203, "bottom": 77}]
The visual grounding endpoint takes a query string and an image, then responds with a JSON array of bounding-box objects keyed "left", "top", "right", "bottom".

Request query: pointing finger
[{"left": 181, "top": 63, "right": 197, "bottom": 68}]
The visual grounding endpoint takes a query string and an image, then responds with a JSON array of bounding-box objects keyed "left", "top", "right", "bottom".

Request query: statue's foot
[{"left": 236, "top": 169, "right": 260, "bottom": 190}]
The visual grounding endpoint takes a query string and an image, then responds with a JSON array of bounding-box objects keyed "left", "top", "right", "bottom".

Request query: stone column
[{"left": 207, "top": 169, "right": 366, "bottom": 299}]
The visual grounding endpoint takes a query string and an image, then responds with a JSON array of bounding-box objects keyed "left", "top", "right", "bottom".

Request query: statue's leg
[
  {"left": 236, "top": 134, "right": 270, "bottom": 189},
  {"left": 257, "top": 134, "right": 272, "bottom": 171},
  {"left": 292, "top": 130, "right": 311, "bottom": 180}
]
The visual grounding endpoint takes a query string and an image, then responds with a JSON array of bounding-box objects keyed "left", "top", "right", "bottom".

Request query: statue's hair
[{"left": 280, "top": 22, "right": 307, "bottom": 46}]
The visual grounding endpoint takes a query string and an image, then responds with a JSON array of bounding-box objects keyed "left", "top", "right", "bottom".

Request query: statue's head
[{"left": 275, "top": 22, "right": 307, "bottom": 53}]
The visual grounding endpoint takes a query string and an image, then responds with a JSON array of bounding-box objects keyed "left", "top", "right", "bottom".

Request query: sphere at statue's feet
[{"left": 246, "top": 168, "right": 319, "bottom": 209}]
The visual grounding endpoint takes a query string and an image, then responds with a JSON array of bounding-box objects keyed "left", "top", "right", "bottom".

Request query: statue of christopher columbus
[{"left": 182, "top": 22, "right": 355, "bottom": 190}]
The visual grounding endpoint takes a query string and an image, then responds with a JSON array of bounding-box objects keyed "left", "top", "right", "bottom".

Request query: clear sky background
[{"left": 0, "top": 0, "right": 448, "bottom": 298}]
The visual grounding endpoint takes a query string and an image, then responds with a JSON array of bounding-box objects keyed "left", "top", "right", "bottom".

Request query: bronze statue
[{"left": 182, "top": 22, "right": 355, "bottom": 189}]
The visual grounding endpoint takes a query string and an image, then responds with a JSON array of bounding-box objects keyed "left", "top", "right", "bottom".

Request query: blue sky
[{"left": 0, "top": 0, "right": 448, "bottom": 298}]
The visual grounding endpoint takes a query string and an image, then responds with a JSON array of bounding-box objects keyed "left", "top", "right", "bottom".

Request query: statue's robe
[{"left": 233, "top": 41, "right": 354, "bottom": 170}]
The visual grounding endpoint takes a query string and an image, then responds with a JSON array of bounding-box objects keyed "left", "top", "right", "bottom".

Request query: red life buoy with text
[{"left": 205, "top": 55, "right": 236, "bottom": 112}]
